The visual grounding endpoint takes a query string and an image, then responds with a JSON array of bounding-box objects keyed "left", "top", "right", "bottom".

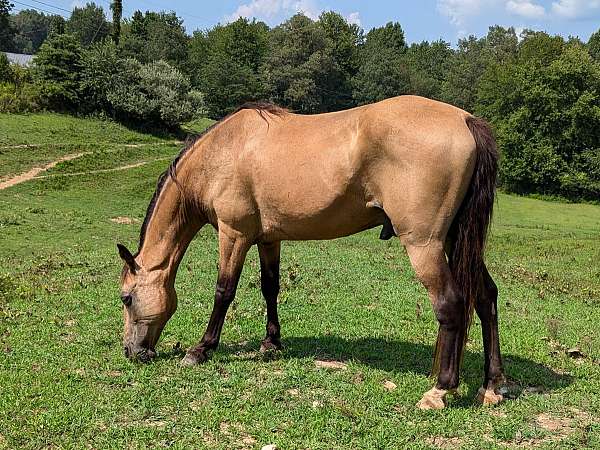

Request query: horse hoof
[
  {"left": 180, "top": 349, "right": 208, "bottom": 367},
  {"left": 260, "top": 339, "right": 283, "bottom": 353},
  {"left": 476, "top": 387, "right": 503, "bottom": 406},
  {"left": 416, "top": 388, "right": 447, "bottom": 410}
]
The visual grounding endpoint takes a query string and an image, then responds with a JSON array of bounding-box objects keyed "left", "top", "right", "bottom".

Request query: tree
[
  {"left": 587, "top": 29, "right": 600, "bottom": 61},
  {"left": 441, "top": 35, "right": 487, "bottom": 111},
  {"left": 0, "top": 51, "right": 11, "bottom": 81},
  {"left": 111, "top": 0, "right": 122, "bottom": 45},
  {"left": 120, "top": 11, "right": 188, "bottom": 68},
  {"left": 261, "top": 13, "right": 334, "bottom": 113},
  {"left": 190, "top": 18, "right": 269, "bottom": 118},
  {"left": 352, "top": 22, "right": 410, "bottom": 105},
  {"left": 66, "top": 3, "right": 110, "bottom": 47},
  {"left": 317, "top": 11, "right": 362, "bottom": 111},
  {"left": 477, "top": 35, "right": 600, "bottom": 200},
  {"left": 0, "top": 0, "right": 15, "bottom": 51},
  {"left": 406, "top": 40, "right": 453, "bottom": 99},
  {"left": 48, "top": 15, "right": 65, "bottom": 37},
  {"left": 10, "top": 9, "right": 53, "bottom": 54},
  {"left": 32, "top": 33, "right": 83, "bottom": 110}
]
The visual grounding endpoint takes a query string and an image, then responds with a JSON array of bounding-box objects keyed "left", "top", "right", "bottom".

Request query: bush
[
  {"left": 0, "top": 52, "right": 12, "bottom": 82},
  {"left": 0, "top": 65, "right": 43, "bottom": 113},
  {"left": 0, "top": 82, "right": 43, "bottom": 112},
  {"left": 32, "top": 33, "right": 83, "bottom": 111},
  {"left": 81, "top": 42, "right": 206, "bottom": 127}
]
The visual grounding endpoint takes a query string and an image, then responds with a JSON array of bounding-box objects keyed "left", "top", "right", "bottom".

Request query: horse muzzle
[{"left": 124, "top": 344, "right": 157, "bottom": 363}]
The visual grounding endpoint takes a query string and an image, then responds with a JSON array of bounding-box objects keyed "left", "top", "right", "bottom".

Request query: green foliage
[
  {"left": 478, "top": 37, "right": 600, "bottom": 200},
  {"left": 0, "top": 79, "right": 42, "bottom": 112},
  {"left": 0, "top": 63, "right": 43, "bottom": 112},
  {"left": 352, "top": 22, "right": 410, "bottom": 105},
  {"left": 406, "top": 40, "right": 453, "bottom": 99},
  {"left": 0, "top": 0, "right": 15, "bottom": 51},
  {"left": 66, "top": 2, "right": 110, "bottom": 47},
  {"left": 110, "top": 0, "right": 122, "bottom": 44},
  {"left": 32, "top": 33, "right": 83, "bottom": 110},
  {"left": 316, "top": 11, "right": 362, "bottom": 111},
  {"left": 587, "top": 29, "right": 600, "bottom": 61},
  {"left": 0, "top": 51, "right": 10, "bottom": 81},
  {"left": 442, "top": 26, "right": 518, "bottom": 112},
  {"left": 81, "top": 42, "right": 205, "bottom": 127},
  {"left": 262, "top": 14, "right": 333, "bottom": 113},
  {"left": 190, "top": 18, "right": 269, "bottom": 118},
  {"left": 10, "top": 9, "right": 52, "bottom": 54},
  {"left": 47, "top": 14, "right": 65, "bottom": 37},
  {"left": 119, "top": 10, "right": 188, "bottom": 68}
]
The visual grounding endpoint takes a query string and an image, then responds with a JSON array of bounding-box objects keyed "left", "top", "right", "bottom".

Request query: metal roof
[{"left": 3, "top": 52, "right": 34, "bottom": 67}]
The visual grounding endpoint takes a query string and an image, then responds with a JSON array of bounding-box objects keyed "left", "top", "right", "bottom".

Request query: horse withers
[{"left": 117, "top": 95, "right": 504, "bottom": 409}]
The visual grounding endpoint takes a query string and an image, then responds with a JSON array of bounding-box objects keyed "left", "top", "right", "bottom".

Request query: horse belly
[{"left": 257, "top": 185, "right": 383, "bottom": 241}]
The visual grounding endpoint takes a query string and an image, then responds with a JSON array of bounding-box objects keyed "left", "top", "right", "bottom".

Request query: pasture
[{"left": 0, "top": 113, "right": 599, "bottom": 449}]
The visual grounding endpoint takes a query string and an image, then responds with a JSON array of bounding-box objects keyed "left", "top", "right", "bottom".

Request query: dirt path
[
  {"left": 0, "top": 141, "right": 182, "bottom": 150},
  {"left": 33, "top": 157, "right": 173, "bottom": 179},
  {"left": 0, "top": 153, "right": 87, "bottom": 190},
  {"left": 0, "top": 155, "right": 172, "bottom": 190}
]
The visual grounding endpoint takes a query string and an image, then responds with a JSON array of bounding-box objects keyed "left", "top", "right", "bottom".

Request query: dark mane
[{"left": 137, "top": 101, "right": 287, "bottom": 253}]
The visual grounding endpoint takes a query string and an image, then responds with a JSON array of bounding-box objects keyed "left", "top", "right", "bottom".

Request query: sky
[{"left": 13, "top": 0, "right": 600, "bottom": 44}]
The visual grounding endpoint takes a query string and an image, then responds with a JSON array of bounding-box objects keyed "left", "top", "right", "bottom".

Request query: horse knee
[
  {"left": 433, "top": 286, "right": 464, "bottom": 329},
  {"left": 476, "top": 272, "right": 498, "bottom": 318}
]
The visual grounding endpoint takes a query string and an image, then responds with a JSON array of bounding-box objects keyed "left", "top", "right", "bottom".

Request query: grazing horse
[{"left": 118, "top": 95, "right": 505, "bottom": 409}]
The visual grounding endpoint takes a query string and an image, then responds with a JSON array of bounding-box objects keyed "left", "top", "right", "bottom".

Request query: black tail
[{"left": 433, "top": 116, "right": 499, "bottom": 375}]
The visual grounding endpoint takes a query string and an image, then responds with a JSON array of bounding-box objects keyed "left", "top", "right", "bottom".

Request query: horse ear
[{"left": 117, "top": 244, "right": 137, "bottom": 273}]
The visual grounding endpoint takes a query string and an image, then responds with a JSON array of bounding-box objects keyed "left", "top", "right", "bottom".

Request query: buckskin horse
[{"left": 117, "top": 95, "right": 504, "bottom": 409}]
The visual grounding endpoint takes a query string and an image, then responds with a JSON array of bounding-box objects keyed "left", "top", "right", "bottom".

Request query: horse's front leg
[
  {"left": 258, "top": 242, "right": 282, "bottom": 352},
  {"left": 181, "top": 227, "right": 251, "bottom": 366}
]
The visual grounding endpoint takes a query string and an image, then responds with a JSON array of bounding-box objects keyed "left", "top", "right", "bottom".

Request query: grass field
[{"left": 0, "top": 113, "right": 599, "bottom": 449}]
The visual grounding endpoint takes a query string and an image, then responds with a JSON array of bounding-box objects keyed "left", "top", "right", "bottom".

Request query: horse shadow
[{"left": 159, "top": 335, "right": 573, "bottom": 405}]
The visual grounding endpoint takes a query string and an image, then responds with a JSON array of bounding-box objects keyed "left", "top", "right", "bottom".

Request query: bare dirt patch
[
  {"left": 426, "top": 436, "right": 463, "bottom": 449},
  {"left": 111, "top": 216, "right": 140, "bottom": 225},
  {"left": 0, "top": 153, "right": 86, "bottom": 190},
  {"left": 315, "top": 360, "right": 348, "bottom": 370}
]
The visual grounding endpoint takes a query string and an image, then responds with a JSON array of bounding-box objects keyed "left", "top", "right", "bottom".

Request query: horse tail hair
[{"left": 432, "top": 115, "right": 499, "bottom": 376}]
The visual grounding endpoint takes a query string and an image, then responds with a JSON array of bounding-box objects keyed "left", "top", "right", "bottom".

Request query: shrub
[
  {"left": 0, "top": 52, "right": 11, "bottom": 82},
  {"left": 32, "top": 33, "right": 83, "bottom": 111},
  {"left": 81, "top": 42, "right": 206, "bottom": 127}
]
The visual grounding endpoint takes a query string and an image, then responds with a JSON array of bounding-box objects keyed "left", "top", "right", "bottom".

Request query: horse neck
[{"left": 137, "top": 177, "right": 203, "bottom": 284}]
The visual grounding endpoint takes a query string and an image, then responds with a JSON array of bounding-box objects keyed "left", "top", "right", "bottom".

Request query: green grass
[{"left": 1, "top": 114, "right": 599, "bottom": 449}]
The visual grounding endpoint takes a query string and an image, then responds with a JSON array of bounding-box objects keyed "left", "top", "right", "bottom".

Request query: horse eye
[{"left": 121, "top": 294, "right": 133, "bottom": 307}]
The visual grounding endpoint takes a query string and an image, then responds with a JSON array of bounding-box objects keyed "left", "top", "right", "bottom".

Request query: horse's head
[{"left": 117, "top": 244, "right": 176, "bottom": 362}]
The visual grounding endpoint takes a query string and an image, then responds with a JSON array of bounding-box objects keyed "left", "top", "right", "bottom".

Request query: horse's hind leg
[
  {"left": 181, "top": 227, "right": 251, "bottom": 366},
  {"left": 404, "top": 243, "right": 466, "bottom": 410},
  {"left": 258, "top": 242, "right": 282, "bottom": 352},
  {"left": 475, "top": 264, "right": 506, "bottom": 405}
]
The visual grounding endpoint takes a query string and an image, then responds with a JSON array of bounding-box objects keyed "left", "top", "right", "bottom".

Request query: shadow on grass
[{"left": 157, "top": 335, "right": 573, "bottom": 403}]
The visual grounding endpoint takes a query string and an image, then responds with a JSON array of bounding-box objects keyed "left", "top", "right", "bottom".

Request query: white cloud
[
  {"left": 551, "top": 0, "right": 600, "bottom": 19},
  {"left": 346, "top": 12, "right": 361, "bottom": 26},
  {"left": 506, "top": 0, "right": 546, "bottom": 18},
  {"left": 225, "top": 0, "right": 321, "bottom": 23},
  {"left": 437, "top": 0, "right": 485, "bottom": 26}
]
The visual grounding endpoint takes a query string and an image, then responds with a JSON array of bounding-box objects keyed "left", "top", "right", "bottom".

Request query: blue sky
[{"left": 15, "top": 0, "right": 600, "bottom": 43}]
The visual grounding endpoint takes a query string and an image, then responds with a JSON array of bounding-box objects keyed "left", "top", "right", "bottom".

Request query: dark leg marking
[
  {"left": 475, "top": 264, "right": 505, "bottom": 404},
  {"left": 258, "top": 242, "right": 282, "bottom": 352}
]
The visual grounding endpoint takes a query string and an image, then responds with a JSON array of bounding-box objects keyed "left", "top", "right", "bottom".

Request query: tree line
[{"left": 1, "top": 1, "right": 599, "bottom": 201}]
